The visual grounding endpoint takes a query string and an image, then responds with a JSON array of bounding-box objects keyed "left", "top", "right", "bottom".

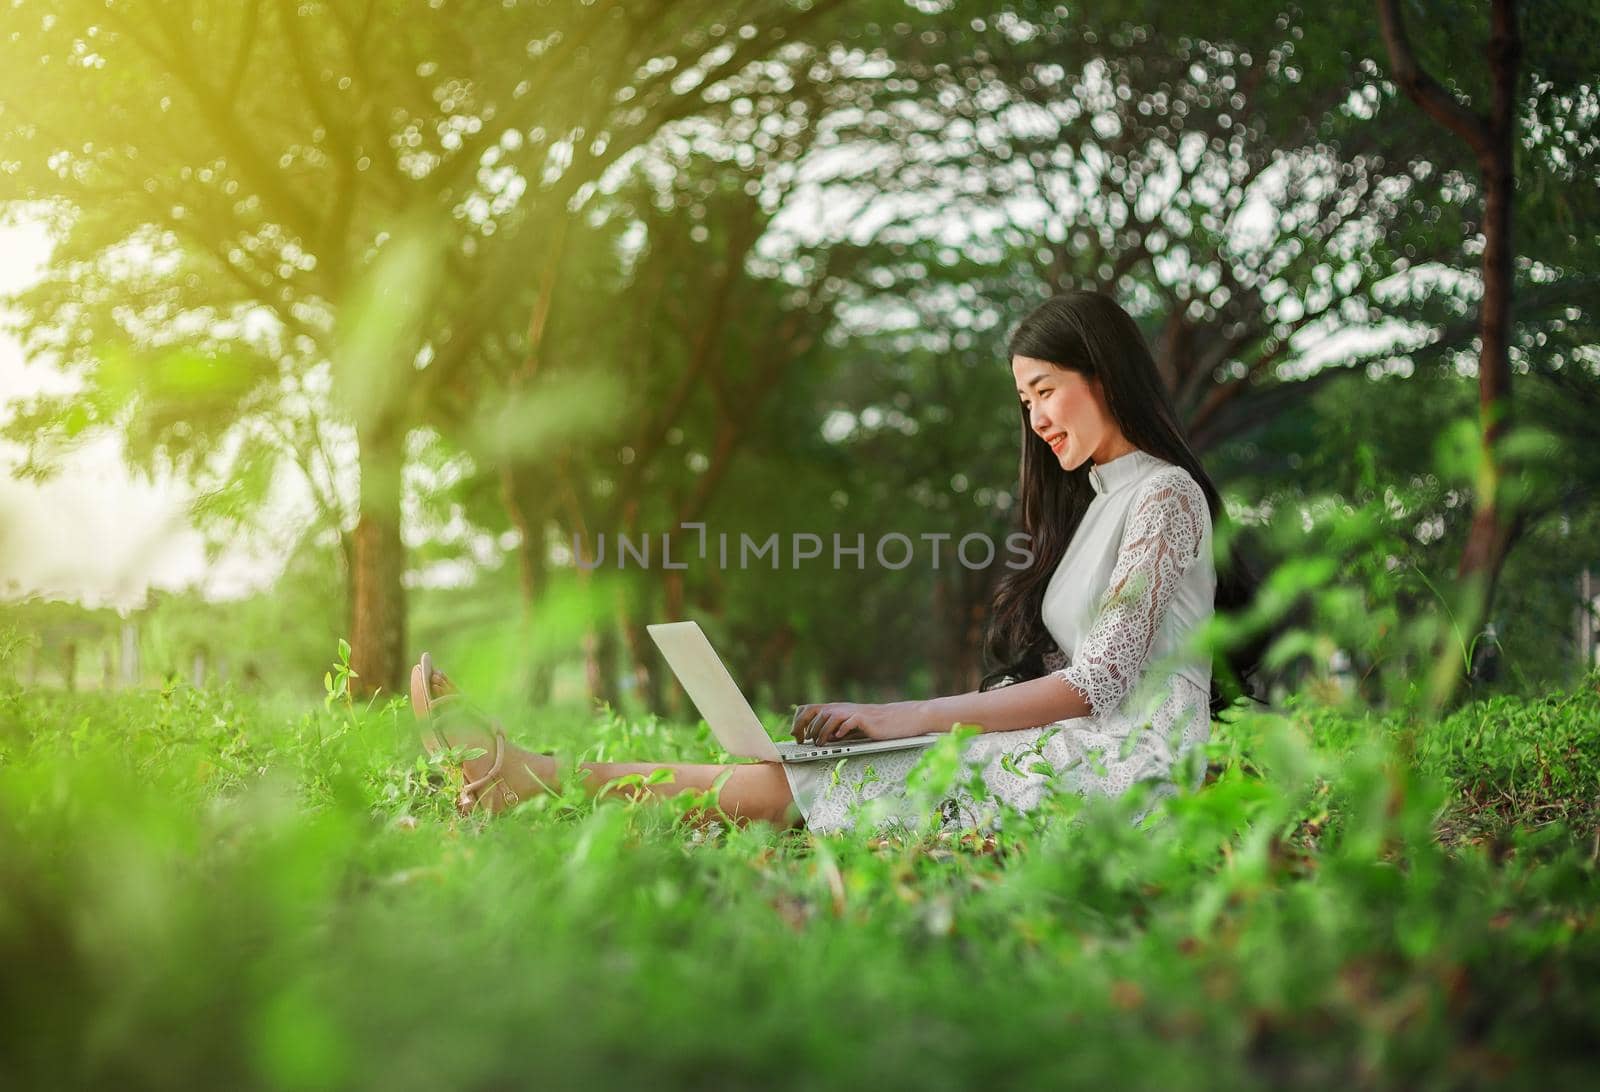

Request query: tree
[
  {"left": 1376, "top": 0, "right": 1522, "bottom": 657},
  {"left": 0, "top": 0, "right": 846, "bottom": 696},
  {"left": 804, "top": 4, "right": 1471, "bottom": 446}
]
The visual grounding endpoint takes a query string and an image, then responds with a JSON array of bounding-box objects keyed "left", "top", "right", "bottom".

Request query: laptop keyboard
[{"left": 779, "top": 739, "right": 871, "bottom": 758}]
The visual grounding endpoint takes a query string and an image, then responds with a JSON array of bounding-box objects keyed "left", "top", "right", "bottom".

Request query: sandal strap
[
  {"left": 415, "top": 654, "right": 514, "bottom": 814},
  {"left": 427, "top": 693, "right": 477, "bottom": 753},
  {"left": 459, "top": 722, "right": 508, "bottom": 800}
]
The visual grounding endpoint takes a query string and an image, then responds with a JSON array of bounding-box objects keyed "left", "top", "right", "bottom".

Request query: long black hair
[{"left": 979, "top": 290, "right": 1266, "bottom": 718}]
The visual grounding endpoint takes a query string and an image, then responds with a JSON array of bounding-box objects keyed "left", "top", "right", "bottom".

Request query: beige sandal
[{"left": 409, "top": 652, "right": 519, "bottom": 815}]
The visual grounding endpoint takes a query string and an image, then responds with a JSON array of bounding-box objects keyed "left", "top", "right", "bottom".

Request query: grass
[{"left": 2, "top": 675, "right": 1599, "bottom": 1090}]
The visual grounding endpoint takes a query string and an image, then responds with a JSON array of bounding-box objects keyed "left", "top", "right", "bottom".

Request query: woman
[{"left": 412, "top": 290, "right": 1256, "bottom": 833}]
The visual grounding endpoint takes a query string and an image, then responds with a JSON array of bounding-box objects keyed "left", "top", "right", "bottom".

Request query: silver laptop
[{"left": 646, "top": 620, "right": 943, "bottom": 763}]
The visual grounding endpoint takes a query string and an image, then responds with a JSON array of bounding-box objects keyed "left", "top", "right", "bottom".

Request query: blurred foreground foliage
[{"left": 2, "top": 677, "right": 1599, "bottom": 1089}]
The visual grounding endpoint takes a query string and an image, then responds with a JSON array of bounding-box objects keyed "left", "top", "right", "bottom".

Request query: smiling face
[{"left": 1012, "top": 354, "right": 1134, "bottom": 470}]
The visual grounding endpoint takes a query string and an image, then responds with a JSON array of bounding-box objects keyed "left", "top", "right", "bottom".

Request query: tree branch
[{"left": 1376, "top": 0, "right": 1493, "bottom": 158}]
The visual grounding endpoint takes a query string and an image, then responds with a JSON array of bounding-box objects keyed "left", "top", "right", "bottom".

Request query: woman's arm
[
  {"left": 917, "top": 675, "right": 1090, "bottom": 735},
  {"left": 795, "top": 677, "right": 1090, "bottom": 745},
  {"left": 916, "top": 470, "right": 1208, "bottom": 741},
  {"left": 801, "top": 471, "right": 1209, "bottom": 746}
]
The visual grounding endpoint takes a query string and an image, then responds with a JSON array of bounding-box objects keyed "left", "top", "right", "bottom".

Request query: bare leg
[
  {"left": 416, "top": 664, "right": 803, "bottom": 828},
  {"left": 580, "top": 760, "right": 801, "bottom": 827},
  {"left": 457, "top": 734, "right": 803, "bottom": 829}
]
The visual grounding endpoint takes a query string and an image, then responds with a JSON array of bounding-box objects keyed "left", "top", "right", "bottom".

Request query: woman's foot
[
  {"left": 410, "top": 655, "right": 525, "bottom": 815},
  {"left": 425, "top": 663, "right": 458, "bottom": 699}
]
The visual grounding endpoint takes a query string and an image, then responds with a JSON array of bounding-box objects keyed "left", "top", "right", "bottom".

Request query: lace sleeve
[{"left": 1052, "top": 469, "right": 1207, "bottom": 716}]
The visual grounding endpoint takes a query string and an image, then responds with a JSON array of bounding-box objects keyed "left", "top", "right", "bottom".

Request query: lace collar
[{"left": 1086, "top": 448, "right": 1165, "bottom": 496}]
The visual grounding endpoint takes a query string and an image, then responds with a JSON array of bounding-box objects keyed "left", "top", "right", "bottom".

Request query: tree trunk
[
  {"left": 958, "top": 567, "right": 991, "bottom": 692},
  {"left": 120, "top": 621, "right": 139, "bottom": 688},
  {"left": 661, "top": 566, "right": 688, "bottom": 719},
  {"left": 350, "top": 426, "right": 407, "bottom": 698},
  {"left": 540, "top": 452, "right": 625, "bottom": 714},
  {"left": 749, "top": 622, "right": 798, "bottom": 713},
  {"left": 1378, "top": 0, "right": 1522, "bottom": 703},
  {"left": 1454, "top": 0, "right": 1521, "bottom": 627},
  {"left": 500, "top": 464, "right": 555, "bottom": 707},
  {"left": 584, "top": 621, "right": 620, "bottom": 713},
  {"left": 931, "top": 574, "right": 955, "bottom": 694},
  {"left": 1579, "top": 568, "right": 1597, "bottom": 676},
  {"left": 931, "top": 566, "right": 990, "bottom": 695},
  {"left": 618, "top": 580, "right": 667, "bottom": 718},
  {"left": 523, "top": 530, "right": 555, "bottom": 707}
]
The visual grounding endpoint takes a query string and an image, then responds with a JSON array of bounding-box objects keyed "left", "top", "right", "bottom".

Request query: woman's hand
[{"left": 791, "top": 700, "right": 936, "bottom": 745}]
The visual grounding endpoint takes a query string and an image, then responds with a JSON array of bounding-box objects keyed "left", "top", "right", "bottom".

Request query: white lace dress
[{"left": 783, "top": 448, "right": 1217, "bottom": 834}]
